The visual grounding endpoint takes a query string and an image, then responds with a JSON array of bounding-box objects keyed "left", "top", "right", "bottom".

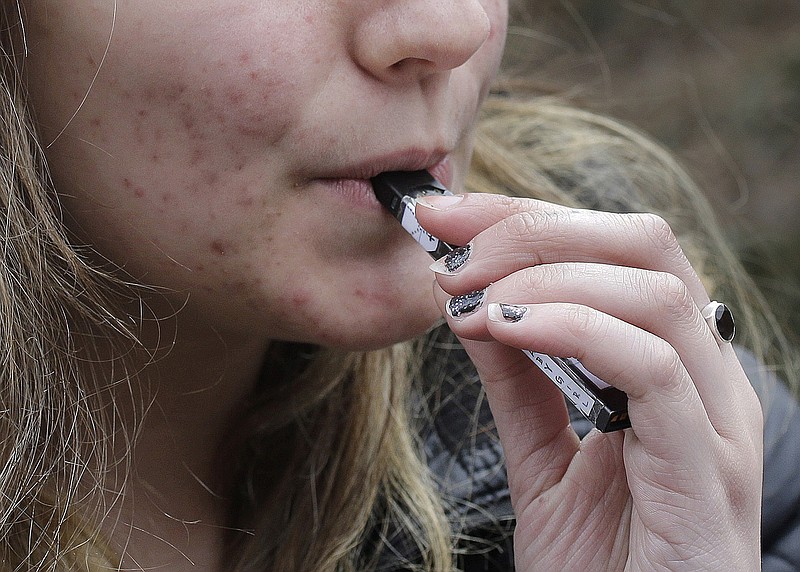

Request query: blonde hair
[
  {"left": 221, "top": 342, "right": 452, "bottom": 571},
  {"left": 0, "top": 5, "right": 794, "bottom": 572},
  {"left": 0, "top": 5, "right": 133, "bottom": 566}
]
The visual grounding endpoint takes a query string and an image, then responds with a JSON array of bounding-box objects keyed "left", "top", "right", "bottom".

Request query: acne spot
[
  {"left": 291, "top": 291, "right": 310, "bottom": 308},
  {"left": 237, "top": 115, "right": 269, "bottom": 137},
  {"left": 210, "top": 240, "right": 227, "bottom": 256},
  {"left": 163, "top": 83, "right": 188, "bottom": 103},
  {"left": 183, "top": 116, "right": 197, "bottom": 134},
  {"left": 189, "top": 147, "right": 205, "bottom": 166},
  {"left": 123, "top": 178, "right": 146, "bottom": 198},
  {"left": 226, "top": 88, "right": 245, "bottom": 106}
]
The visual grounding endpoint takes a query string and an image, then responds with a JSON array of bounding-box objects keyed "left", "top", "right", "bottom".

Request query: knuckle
[
  {"left": 646, "top": 341, "right": 687, "bottom": 393},
  {"left": 635, "top": 212, "right": 681, "bottom": 254},
  {"left": 502, "top": 212, "right": 538, "bottom": 238},
  {"left": 563, "top": 303, "right": 604, "bottom": 341},
  {"left": 494, "top": 211, "right": 568, "bottom": 265},
  {"left": 501, "top": 209, "right": 570, "bottom": 242},
  {"left": 515, "top": 263, "right": 571, "bottom": 295},
  {"left": 648, "top": 272, "right": 695, "bottom": 319},
  {"left": 495, "top": 194, "right": 520, "bottom": 210},
  {"left": 502, "top": 211, "right": 541, "bottom": 240}
]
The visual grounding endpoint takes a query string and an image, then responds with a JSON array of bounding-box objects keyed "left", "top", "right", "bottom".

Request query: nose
[{"left": 352, "top": 0, "right": 492, "bottom": 84}]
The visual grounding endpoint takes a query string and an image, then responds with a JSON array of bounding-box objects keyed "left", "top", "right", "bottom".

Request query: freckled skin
[{"left": 20, "top": 0, "right": 508, "bottom": 350}]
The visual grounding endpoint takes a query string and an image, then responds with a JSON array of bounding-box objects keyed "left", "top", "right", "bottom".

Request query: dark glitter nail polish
[
  {"left": 499, "top": 303, "right": 527, "bottom": 323},
  {"left": 448, "top": 289, "right": 485, "bottom": 318},
  {"left": 443, "top": 244, "right": 471, "bottom": 273}
]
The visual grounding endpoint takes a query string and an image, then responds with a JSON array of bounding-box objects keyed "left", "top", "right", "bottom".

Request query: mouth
[{"left": 307, "top": 153, "right": 454, "bottom": 210}]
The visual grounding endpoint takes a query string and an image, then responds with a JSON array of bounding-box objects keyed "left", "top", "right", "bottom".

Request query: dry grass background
[{"left": 508, "top": 0, "right": 800, "bottom": 338}]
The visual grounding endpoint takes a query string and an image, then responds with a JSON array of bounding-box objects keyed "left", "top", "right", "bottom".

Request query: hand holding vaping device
[{"left": 371, "top": 170, "right": 630, "bottom": 433}]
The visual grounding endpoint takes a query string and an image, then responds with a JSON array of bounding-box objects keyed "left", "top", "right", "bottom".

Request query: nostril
[{"left": 389, "top": 57, "right": 434, "bottom": 75}]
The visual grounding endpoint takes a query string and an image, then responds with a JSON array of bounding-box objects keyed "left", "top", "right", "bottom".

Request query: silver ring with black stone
[{"left": 702, "top": 301, "right": 736, "bottom": 344}]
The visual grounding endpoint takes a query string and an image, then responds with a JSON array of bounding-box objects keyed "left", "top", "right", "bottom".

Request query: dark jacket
[{"left": 395, "top": 341, "right": 800, "bottom": 571}]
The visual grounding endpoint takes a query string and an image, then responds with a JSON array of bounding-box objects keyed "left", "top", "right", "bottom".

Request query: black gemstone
[{"left": 715, "top": 304, "right": 735, "bottom": 342}]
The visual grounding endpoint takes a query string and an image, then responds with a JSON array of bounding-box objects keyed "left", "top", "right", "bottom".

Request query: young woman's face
[{"left": 21, "top": 0, "right": 507, "bottom": 349}]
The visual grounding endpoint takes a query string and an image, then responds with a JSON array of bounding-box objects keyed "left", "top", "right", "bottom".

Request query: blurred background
[{"left": 507, "top": 0, "right": 800, "bottom": 341}]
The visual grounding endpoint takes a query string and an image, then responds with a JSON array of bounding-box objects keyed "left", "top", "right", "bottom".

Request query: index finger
[
  {"left": 414, "top": 192, "right": 561, "bottom": 246},
  {"left": 416, "top": 192, "right": 711, "bottom": 311}
]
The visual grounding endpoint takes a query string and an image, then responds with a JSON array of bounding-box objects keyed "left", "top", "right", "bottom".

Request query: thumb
[{"left": 456, "top": 337, "right": 581, "bottom": 496}]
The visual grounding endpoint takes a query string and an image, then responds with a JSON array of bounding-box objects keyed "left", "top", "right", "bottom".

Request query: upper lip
[{"left": 313, "top": 148, "right": 449, "bottom": 181}]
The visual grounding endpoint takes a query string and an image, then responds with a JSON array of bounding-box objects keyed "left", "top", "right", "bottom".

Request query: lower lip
[{"left": 315, "top": 178, "right": 384, "bottom": 210}]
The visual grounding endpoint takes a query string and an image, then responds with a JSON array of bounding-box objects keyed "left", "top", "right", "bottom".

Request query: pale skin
[
  {"left": 418, "top": 196, "right": 763, "bottom": 569},
  {"left": 18, "top": 0, "right": 761, "bottom": 570}
]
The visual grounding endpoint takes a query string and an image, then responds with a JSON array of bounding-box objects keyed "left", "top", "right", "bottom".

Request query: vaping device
[{"left": 371, "top": 170, "right": 630, "bottom": 433}]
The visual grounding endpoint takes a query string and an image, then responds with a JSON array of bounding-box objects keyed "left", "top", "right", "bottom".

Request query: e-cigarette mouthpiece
[{"left": 371, "top": 170, "right": 454, "bottom": 260}]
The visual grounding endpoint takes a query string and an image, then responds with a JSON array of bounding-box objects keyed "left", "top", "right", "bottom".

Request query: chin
[{"left": 309, "top": 297, "right": 443, "bottom": 352}]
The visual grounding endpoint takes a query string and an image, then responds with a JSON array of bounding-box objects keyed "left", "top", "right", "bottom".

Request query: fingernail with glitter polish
[
  {"left": 430, "top": 243, "right": 472, "bottom": 275},
  {"left": 447, "top": 289, "right": 485, "bottom": 320},
  {"left": 488, "top": 303, "right": 528, "bottom": 323}
]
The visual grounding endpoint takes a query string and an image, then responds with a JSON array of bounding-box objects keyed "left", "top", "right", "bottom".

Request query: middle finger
[{"left": 434, "top": 263, "right": 744, "bottom": 436}]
